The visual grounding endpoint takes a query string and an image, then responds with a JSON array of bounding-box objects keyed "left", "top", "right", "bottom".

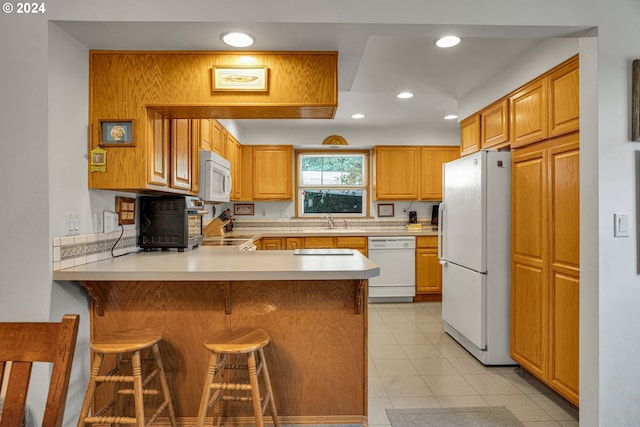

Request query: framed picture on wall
[
  {"left": 100, "top": 119, "right": 134, "bottom": 146},
  {"left": 212, "top": 66, "right": 268, "bottom": 92},
  {"left": 377, "top": 203, "right": 394, "bottom": 217},
  {"left": 234, "top": 203, "right": 255, "bottom": 215}
]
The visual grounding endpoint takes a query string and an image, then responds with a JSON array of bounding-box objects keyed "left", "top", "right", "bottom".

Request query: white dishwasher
[{"left": 367, "top": 236, "right": 416, "bottom": 303}]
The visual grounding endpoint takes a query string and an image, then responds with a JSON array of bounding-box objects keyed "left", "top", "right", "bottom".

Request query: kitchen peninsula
[{"left": 53, "top": 247, "right": 379, "bottom": 426}]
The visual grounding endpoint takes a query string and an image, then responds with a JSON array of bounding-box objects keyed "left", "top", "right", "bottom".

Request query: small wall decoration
[
  {"left": 377, "top": 203, "right": 395, "bottom": 217},
  {"left": 100, "top": 119, "right": 134, "bottom": 146},
  {"left": 89, "top": 147, "right": 107, "bottom": 172},
  {"left": 234, "top": 203, "right": 255, "bottom": 215},
  {"left": 322, "top": 135, "right": 349, "bottom": 145},
  {"left": 632, "top": 59, "right": 640, "bottom": 141},
  {"left": 212, "top": 66, "right": 268, "bottom": 92}
]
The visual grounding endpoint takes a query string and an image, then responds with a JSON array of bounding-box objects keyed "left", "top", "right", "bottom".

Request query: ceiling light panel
[
  {"left": 221, "top": 32, "right": 255, "bottom": 48},
  {"left": 436, "top": 36, "right": 461, "bottom": 48}
]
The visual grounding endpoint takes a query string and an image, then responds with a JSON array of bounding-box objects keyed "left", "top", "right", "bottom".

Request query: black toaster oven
[{"left": 140, "top": 196, "right": 205, "bottom": 251}]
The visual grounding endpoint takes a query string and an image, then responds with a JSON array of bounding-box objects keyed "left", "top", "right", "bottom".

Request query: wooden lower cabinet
[
  {"left": 261, "top": 238, "right": 283, "bottom": 250},
  {"left": 510, "top": 133, "right": 579, "bottom": 406},
  {"left": 414, "top": 236, "right": 442, "bottom": 301},
  {"left": 257, "top": 236, "right": 367, "bottom": 256}
]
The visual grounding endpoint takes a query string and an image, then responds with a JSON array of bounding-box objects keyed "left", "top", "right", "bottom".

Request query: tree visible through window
[{"left": 297, "top": 152, "right": 368, "bottom": 216}]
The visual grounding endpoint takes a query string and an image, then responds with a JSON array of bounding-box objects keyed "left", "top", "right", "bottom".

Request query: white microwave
[{"left": 199, "top": 150, "right": 232, "bottom": 202}]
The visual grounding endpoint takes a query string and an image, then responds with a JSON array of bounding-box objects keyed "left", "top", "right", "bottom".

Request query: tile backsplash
[{"left": 52, "top": 229, "right": 138, "bottom": 271}]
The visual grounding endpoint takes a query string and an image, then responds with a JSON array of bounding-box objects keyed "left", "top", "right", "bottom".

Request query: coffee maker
[{"left": 408, "top": 211, "right": 417, "bottom": 224}]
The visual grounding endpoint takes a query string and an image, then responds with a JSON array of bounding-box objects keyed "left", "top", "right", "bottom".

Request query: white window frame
[{"left": 296, "top": 150, "right": 369, "bottom": 218}]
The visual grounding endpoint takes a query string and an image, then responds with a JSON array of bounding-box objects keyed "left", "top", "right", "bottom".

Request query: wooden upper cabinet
[
  {"left": 148, "top": 110, "right": 169, "bottom": 187},
  {"left": 419, "top": 146, "right": 459, "bottom": 200},
  {"left": 170, "top": 119, "right": 193, "bottom": 191},
  {"left": 373, "top": 146, "right": 420, "bottom": 200},
  {"left": 510, "top": 77, "right": 548, "bottom": 148},
  {"left": 225, "top": 134, "right": 242, "bottom": 200},
  {"left": 253, "top": 146, "right": 293, "bottom": 200},
  {"left": 548, "top": 57, "right": 579, "bottom": 138},
  {"left": 199, "top": 119, "right": 211, "bottom": 151},
  {"left": 481, "top": 98, "right": 509, "bottom": 149},
  {"left": 460, "top": 114, "right": 481, "bottom": 156},
  {"left": 210, "top": 120, "right": 226, "bottom": 156}
]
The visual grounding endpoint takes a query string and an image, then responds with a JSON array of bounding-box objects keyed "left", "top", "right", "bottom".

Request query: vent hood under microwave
[{"left": 199, "top": 150, "right": 232, "bottom": 203}]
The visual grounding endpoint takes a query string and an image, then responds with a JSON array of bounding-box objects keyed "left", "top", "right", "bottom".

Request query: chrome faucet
[{"left": 323, "top": 214, "right": 335, "bottom": 229}]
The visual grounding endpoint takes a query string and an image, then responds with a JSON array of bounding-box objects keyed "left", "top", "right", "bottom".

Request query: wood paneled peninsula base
[
  {"left": 54, "top": 248, "right": 378, "bottom": 425},
  {"left": 78, "top": 278, "right": 369, "bottom": 426}
]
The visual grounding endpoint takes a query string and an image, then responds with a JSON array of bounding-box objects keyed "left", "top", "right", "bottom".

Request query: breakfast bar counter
[{"left": 53, "top": 248, "right": 379, "bottom": 426}]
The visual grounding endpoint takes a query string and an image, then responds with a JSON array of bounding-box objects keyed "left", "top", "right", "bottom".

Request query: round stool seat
[
  {"left": 203, "top": 327, "right": 270, "bottom": 354},
  {"left": 90, "top": 328, "right": 162, "bottom": 353}
]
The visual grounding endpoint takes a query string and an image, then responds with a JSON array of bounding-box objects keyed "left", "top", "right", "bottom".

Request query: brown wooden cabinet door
[
  {"left": 419, "top": 146, "right": 459, "bottom": 200},
  {"left": 303, "top": 237, "right": 335, "bottom": 249},
  {"left": 170, "top": 119, "right": 192, "bottom": 190},
  {"left": 148, "top": 110, "right": 169, "bottom": 187},
  {"left": 199, "top": 119, "right": 211, "bottom": 151},
  {"left": 226, "top": 135, "right": 242, "bottom": 200},
  {"left": 373, "top": 146, "right": 420, "bottom": 200},
  {"left": 415, "top": 248, "right": 441, "bottom": 294},
  {"left": 548, "top": 58, "right": 579, "bottom": 138},
  {"left": 211, "top": 120, "right": 226, "bottom": 156},
  {"left": 285, "top": 238, "right": 304, "bottom": 250},
  {"left": 481, "top": 98, "right": 509, "bottom": 149},
  {"left": 253, "top": 146, "right": 293, "bottom": 200},
  {"left": 510, "top": 78, "right": 548, "bottom": 148},
  {"left": 460, "top": 114, "right": 480, "bottom": 156},
  {"left": 547, "top": 134, "right": 580, "bottom": 405},
  {"left": 510, "top": 143, "right": 549, "bottom": 379},
  {"left": 261, "top": 238, "right": 283, "bottom": 250}
]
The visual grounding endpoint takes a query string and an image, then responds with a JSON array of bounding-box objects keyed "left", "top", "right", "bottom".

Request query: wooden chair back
[{"left": 0, "top": 314, "right": 79, "bottom": 427}]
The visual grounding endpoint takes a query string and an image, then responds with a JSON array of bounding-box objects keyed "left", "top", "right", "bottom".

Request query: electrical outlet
[
  {"left": 65, "top": 211, "right": 80, "bottom": 235},
  {"left": 93, "top": 212, "right": 104, "bottom": 233},
  {"left": 103, "top": 210, "right": 118, "bottom": 233}
]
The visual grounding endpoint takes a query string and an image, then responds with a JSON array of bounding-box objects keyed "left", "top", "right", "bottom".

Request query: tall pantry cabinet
[{"left": 510, "top": 133, "right": 579, "bottom": 406}]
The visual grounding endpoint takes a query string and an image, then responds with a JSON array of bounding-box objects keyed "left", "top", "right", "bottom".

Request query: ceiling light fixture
[
  {"left": 435, "top": 35, "right": 461, "bottom": 48},
  {"left": 444, "top": 114, "right": 458, "bottom": 120},
  {"left": 220, "top": 32, "right": 255, "bottom": 48},
  {"left": 396, "top": 91, "right": 414, "bottom": 99},
  {"left": 351, "top": 113, "right": 365, "bottom": 119}
]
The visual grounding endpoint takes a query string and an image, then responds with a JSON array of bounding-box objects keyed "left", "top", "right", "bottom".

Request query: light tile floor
[{"left": 367, "top": 302, "right": 579, "bottom": 427}]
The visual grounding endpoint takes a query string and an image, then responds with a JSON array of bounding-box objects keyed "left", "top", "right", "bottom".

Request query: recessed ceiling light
[
  {"left": 396, "top": 91, "right": 414, "bottom": 99},
  {"left": 220, "top": 32, "right": 255, "bottom": 48},
  {"left": 351, "top": 113, "right": 366, "bottom": 119},
  {"left": 435, "top": 36, "right": 461, "bottom": 48},
  {"left": 444, "top": 114, "right": 458, "bottom": 120}
]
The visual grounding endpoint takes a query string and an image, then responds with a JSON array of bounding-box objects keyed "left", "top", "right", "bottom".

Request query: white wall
[{"left": 1, "top": 1, "right": 640, "bottom": 425}]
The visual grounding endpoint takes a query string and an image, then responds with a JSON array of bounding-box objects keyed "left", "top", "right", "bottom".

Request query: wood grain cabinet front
[
  {"left": 419, "top": 146, "right": 459, "bottom": 200},
  {"left": 510, "top": 133, "right": 579, "bottom": 406},
  {"left": 372, "top": 146, "right": 420, "bottom": 200},
  {"left": 415, "top": 236, "right": 442, "bottom": 299},
  {"left": 460, "top": 114, "right": 481, "bottom": 157}
]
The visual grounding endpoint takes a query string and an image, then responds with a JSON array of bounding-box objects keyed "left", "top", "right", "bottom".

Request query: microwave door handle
[{"left": 225, "top": 174, "right": 232, "bottom": 193}]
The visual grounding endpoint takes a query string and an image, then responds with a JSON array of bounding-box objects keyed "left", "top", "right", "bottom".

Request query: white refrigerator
[{"left": 438, "top": 150, "right": 516, "bottom": 365}]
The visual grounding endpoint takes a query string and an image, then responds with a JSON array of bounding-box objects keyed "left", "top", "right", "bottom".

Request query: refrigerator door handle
[{"left": 438, "top": 202, "right": 446, "bottom": 260}]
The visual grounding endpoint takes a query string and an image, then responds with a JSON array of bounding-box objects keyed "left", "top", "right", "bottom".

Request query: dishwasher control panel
[{"left": 367, "top": 236, "right": 416, "bottom": 249}]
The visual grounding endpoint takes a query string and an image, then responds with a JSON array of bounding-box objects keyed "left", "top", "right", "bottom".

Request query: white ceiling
[{"left": 54, "top": 21, "right": 590, "bottom": 138}]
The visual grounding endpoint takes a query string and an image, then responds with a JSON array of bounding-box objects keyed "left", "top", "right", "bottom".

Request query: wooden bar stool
[
  {"left": 77, "top": 329, "right": 177, "bottom": 427},
  {"left": 196, "top": 327, "right": 279, "bottom": 427}
]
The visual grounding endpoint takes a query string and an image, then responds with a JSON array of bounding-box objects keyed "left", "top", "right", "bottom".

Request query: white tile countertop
[{"left": 52, "top": 246, "right": 380, "bottom": 282}]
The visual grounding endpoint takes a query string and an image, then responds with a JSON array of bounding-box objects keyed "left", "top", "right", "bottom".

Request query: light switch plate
[{"left": 614, "top": 213, "right": 629, "bottom": 237}]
